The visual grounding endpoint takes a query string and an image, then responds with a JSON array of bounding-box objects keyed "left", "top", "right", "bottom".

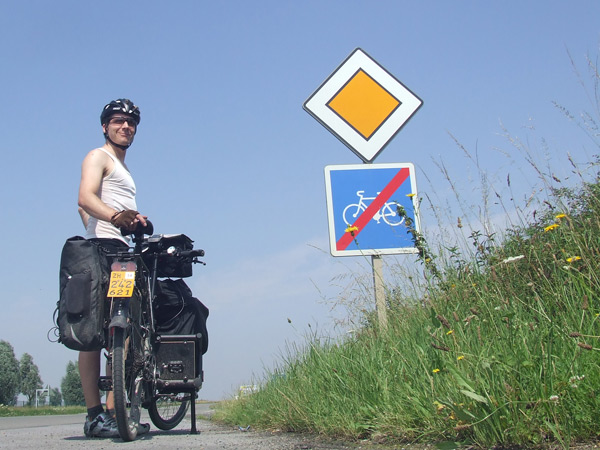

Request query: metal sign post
[
  {"left": 305, "top": 48, "right": 423, "bottom": 328},
  {"left": 372, "top": 255, "right": 387, "bottom": 328}
]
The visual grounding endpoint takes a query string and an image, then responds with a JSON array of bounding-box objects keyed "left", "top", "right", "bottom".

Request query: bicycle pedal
[{"left": 98, "top": 376, "right": 113, "bottom": 391}]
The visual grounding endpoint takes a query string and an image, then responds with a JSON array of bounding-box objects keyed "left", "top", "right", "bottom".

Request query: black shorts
[{"left": 88, "top": 238, "right": 129, "bottom": 259}]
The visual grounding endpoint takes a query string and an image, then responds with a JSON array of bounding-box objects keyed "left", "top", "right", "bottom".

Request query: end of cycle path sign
[
  {"left": 304, "top": 48, "right": 423, "bottom": 163},
  {"left": 324, "top": 163, "right": 421, "bottom": 257}
]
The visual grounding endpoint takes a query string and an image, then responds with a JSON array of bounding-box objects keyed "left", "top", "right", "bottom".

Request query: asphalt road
[{"left": 0, "top": 404, "right": 369, "bottom": 450}]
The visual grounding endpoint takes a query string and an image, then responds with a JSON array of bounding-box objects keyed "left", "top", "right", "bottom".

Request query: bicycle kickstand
[{"left": 190, "top": 395, "right": 198, "bottom": 434}]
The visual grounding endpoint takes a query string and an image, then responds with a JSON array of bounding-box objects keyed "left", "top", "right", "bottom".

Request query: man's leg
[
  {"left": 105, "top": 356, "right": 114, "bottom": 414},
  {"left": 79, "top": 350, "right": 102, "bottom": 409},
  {"left": 79, "top": 350, "right": 119, "bottom": 437}
]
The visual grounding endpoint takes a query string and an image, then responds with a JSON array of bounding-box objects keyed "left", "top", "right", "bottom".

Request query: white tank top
[{"left": 85, "top": 147, "right": 138, "bottom": 243}]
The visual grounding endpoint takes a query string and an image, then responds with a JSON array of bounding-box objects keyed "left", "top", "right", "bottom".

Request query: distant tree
[
  {"left": 49, "top": 387, "right": 62, "bottom": 407},
  {"left": 0, "top": 341, "right": 20, "bottom": 405},
  {"left": 61, "top": 361, "right": 84, "bottom": 406},
  {"left": 19, "top": 353, "right": 43, "bottom": 406}
]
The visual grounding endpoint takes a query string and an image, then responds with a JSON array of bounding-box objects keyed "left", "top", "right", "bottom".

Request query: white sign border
[
  {"left": 324, "top": 163, "right": 422, "bottom": 257},
  {"left": 305, "top": 49, "right": 423, "bottom": 162}
]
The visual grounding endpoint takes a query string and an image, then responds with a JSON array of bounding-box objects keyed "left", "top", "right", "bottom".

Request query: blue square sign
[{"left": 324, "top": 163, "right": 421, "bottom": 257}]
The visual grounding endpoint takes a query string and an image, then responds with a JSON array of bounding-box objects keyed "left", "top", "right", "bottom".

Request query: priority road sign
[
  {"left": 304, "top": 48, "right": 423, "bottom": 163},
  {"left": 324, "top": 163, "right": 421, "bottom": 256}
]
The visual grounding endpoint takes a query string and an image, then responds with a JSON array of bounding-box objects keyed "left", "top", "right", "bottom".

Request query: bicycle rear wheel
[
  {"left": 112, "top": 326, "right": 143, "bottom": 441},
  {"left": 148, "top": 393, "right": 189, "bottom": 430}
]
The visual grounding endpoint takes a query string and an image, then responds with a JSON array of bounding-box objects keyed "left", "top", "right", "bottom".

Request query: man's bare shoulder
[
  {"left": 83, "top": 147, "right": 110, "bottom": 160},
  {"left": 81, "top": 148, "right": 114, "bottom": 175}
]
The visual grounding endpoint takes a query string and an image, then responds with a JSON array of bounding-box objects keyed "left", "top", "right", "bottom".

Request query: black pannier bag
[
  {"left": 153, "top": 278, "right": 209, "bottom": 355},
  {"left": 153, "top": 279, "right": 209, "bottom": 391},
  {"left": 56, "top": 236, "right": 110, "bottom": 351},
  {"left": 144, "top": 234, "right": 194, "bottom": 278}
]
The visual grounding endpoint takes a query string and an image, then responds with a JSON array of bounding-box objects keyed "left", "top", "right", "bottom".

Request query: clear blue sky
[{"left": 0, "top": 1, "right": 599, "bottom": 401}]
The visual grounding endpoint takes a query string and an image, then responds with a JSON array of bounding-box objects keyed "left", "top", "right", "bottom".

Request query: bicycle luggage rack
[{"left": 154, "top": 333, "right": 204, "bottom": 434}]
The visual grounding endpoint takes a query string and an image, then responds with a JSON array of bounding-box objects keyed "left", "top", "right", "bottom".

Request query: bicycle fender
[{"left": 109, "top": 308, "right": 129, "bottom": 329}]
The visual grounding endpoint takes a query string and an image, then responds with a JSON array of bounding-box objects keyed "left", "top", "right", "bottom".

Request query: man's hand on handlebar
[{"left": 111, "top": 209, "right": 148, "bottom": 232}]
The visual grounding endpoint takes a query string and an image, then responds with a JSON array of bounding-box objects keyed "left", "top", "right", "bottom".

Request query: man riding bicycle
[{"left": 77, "top": 98, "right": 149, "bottom": 438}]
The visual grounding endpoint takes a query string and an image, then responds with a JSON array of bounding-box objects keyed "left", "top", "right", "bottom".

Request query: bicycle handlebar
[
  {"left": 177, "top": 249, "right": 205, "bottom": 258},
  {"left": 121, "top": 220, "right": 154, "bottom": 237},
  {"left": 107, "top": 244, "right": 205, "bottom": 261},
  {"left": 116, "top": 220, "right": 205, "bottom": 261}
]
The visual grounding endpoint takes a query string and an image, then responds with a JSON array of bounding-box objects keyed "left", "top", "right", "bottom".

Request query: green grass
[{"left": 0, "top": 405, "right": 86, "bottom": 417}]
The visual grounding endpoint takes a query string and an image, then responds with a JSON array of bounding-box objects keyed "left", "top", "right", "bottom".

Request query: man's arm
[
  {"left": 78, "top": 149, "right": 119, "bottom": 223},
  {"left": 78, "top": 207, "right": 90, "bottom": 228}
]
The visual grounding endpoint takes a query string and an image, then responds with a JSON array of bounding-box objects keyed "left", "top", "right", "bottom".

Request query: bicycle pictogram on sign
[{"left": 343, "top": 190, "right": 405, "bottom": 227}]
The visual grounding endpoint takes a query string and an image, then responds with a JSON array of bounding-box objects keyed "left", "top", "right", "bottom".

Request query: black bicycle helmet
[{"left": 100, "top": 98, "right": 141, "bottom": 125}]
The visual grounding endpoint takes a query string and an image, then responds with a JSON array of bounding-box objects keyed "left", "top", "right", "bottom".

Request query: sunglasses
[{"left": 109, "top": 116, "right": 137, "bottom": 127}]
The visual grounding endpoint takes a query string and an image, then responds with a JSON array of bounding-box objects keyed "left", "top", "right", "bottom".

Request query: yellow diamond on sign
[
  {"left": 304, "top": 48, "right": 422, "bottom": 162},
  {"left": 327, "top": 69, "right": 400, "bottom": 140}
]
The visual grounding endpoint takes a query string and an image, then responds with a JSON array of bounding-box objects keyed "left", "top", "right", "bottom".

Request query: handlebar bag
[
  {"left": 144, "top": 234, "right": 194, "bottom": 278},
  {"left": 56, "top": 236, "right": 110, "bottom": 351}
]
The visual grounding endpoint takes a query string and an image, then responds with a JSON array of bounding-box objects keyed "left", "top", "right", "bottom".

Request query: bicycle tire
[
  {"left": 148, "top": 394, "right": 189, "bottom": 430},
  {"left": 112, "top": 326, "right": 143, "bottom": 441}
]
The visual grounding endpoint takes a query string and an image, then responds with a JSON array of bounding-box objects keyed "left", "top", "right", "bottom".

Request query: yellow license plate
[{"left": 107, "top": 271, "right": 135, "bottom": 297}]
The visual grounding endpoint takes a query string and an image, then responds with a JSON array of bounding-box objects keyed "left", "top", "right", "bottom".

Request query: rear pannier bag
[
  {"left": 154, "top": 278, "right": 209, "bottom": 355},
  {"left": 56, "top": 236, "right": 110, "bottom": 351}
]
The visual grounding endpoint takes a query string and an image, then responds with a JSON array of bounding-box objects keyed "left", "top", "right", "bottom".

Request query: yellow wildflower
[
  {"left": 544, "top": 223, "right": 559, "bottom": 232},
  {"left": 555, "top": 213, "right": 567, "bottom": 219},
  {"left": 566, "top": 256, "right": 582, "bottom": 263},
  {"left": 446, "top": 330, "right": 454, "bottom": 335},
  {"left": 432, "top": 368, "right": 440, "bottom": 374},
  {"left": 345, "top": 225, "right": 359, "bottom": 234},
  {"left": 457, "top": 355, "right": 465, "bottom": 361}
]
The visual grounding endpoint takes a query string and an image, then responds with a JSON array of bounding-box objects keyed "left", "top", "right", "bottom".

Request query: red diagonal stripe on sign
[{"left": 336, "top": 167, "right": 410, "bottom": 251}]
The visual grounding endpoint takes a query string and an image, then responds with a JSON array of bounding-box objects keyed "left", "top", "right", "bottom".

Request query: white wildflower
[
  {"left": 569, "top": 375, "right": 585, "bottom": 388},
  {"left": 502, "top": 255, "right": 525, "bottom": 264}
]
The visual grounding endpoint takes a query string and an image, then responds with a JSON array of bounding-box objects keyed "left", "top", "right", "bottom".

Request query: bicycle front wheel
[
  {"left": 148, "top": 394, "right": 189, "bottom": 430},
  {"left": 112, "top": 326, "right": 143, "bottom": 441}
]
